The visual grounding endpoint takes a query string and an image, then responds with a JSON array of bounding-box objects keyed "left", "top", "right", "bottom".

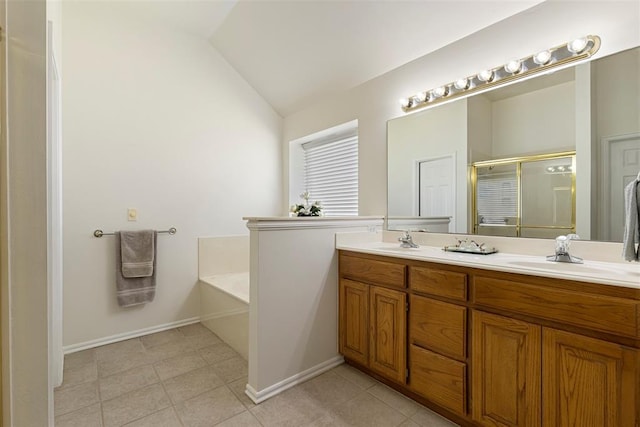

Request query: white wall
[
  {"left": 245, "top": 217, "right": 384, "bottom": 402},
  {"left": 62, "top": 2, "right": 282, "bottom": 347},
  {"left": 387, "top": 99, "right": 467, "bottom": 232},
  {"left": 282, "top": 0, "right": 640, "bottom": 217},
  {"left": 2, "top": 0, "right": 50, "bottom": 425},
  {"left": 491, "top": 81, "right": 575, "bottom": 157}
]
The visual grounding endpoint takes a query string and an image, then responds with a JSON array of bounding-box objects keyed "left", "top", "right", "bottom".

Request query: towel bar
[{"left": 93, "top": 227, "right": 177, "bottom": 238}]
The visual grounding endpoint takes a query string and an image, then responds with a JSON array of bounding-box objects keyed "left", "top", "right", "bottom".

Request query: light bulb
[
  {"left": 477, "top": 69, "right": 494, "bottom": 82},
  {"left": 533, "top": 50, "right": 552, "bottom": 65},
  {"left": 557, "top": 166, "right": 565, "bottom": 172},
  {"left": 546, "top": 166, "right": 555, "bottom": 173},
  {"left": 399, "top": 98, "right": 410, "bottom": 108},
  {"left": 453, "top": 78, "right": 469, "bottom": 90},
  {"left": 432, "top": 86, "right": 449, "bottom": 98},
  {"left": 504, "top": 59, "right": 522, "bottom": 74},
  {"left": 567, "top": 37, "right": 588, "bottom": 54},
  {"left": 415, "top": 92, "right": 428, "bottom": 103}
]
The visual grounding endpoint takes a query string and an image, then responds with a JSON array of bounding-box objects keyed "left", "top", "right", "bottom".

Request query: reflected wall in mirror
[{"left": 387, "top": 46, "right": 640, "bottom": 242}]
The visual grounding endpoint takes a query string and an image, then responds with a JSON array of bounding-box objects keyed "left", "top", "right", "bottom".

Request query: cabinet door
[
  {"left": 339, "top": 279, "right": 369, "bottom": 366},
  {"left": 543, "top": 328, "right": 638, "bottom": 427},
  {"left": 369, "top": 286, "right": 406, "bottom": 383},
  {"left": 472, "top": 311, "right": 541, "bottom": 427}
]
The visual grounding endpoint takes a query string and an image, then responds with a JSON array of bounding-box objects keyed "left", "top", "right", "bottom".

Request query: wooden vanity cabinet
[
  {"left": 339, "top": 250, "right": 640, "bottom": 427},
  {"left": 471, "top": 311, "right": 541, "bottom": 427},
  {"left": 338, "top": 253, "right": 407, "bottom": 385},
  {"left": 471, "top": 274, "right": 640, "bottom": 427},
  {"left": 408, "top": 266, "right": 469, "bottom": 416}
]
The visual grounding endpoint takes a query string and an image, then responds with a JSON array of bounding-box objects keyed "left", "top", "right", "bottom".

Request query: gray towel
[
  {"left": 115, "top": 231, "right": 157, "bottom": 307},
  {"left": 622, "top": 178, "right": 640, "bottom": 261},
  {"left": 120, "top": 230, "right": 155, "bottom": 277}
]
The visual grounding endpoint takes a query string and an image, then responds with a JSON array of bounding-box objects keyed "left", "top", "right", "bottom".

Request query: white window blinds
[
  {"left": 476, "top": 175, "right": 517, "bottom": 224},
  {"left": 303, "top": 135, "right": 358, "bottom": 216}
]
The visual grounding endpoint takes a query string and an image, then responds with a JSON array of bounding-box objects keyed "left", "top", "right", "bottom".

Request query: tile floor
[{"left": 55, "top": 323, "right": 459, "bottom": 427}]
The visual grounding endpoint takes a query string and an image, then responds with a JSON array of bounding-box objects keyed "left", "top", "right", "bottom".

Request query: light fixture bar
[{"left": 400, "top": 35, "right": 601, "bottom": 112}]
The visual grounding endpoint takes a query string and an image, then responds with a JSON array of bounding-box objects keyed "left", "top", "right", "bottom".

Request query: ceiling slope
[{"left": 210, "top": 0, "right": 545, "bottom": 116}]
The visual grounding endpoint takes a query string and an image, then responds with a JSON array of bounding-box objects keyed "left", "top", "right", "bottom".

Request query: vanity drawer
[
  {"left": 472, "top": 276, "right": 640, "bottom": 338},
  {"left": 340, "top": 254, "right": 406, "bottom": 289},
  {"left": 410, "top": 295, "right": 466, "bottom": 360},
  {"left": 410, "top": 266, "right": 467, "bottom": 301},
  {"left": 409, "top": 345, "right": 467, "bottom": 415}
]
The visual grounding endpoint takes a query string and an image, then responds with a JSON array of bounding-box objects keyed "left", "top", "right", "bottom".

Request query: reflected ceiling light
[
  {"left": 399, "top": 35, "right": 600, "bottom": 113},
  {"left": 545, "top": 164, "right": 573, "bottom": 174},
  {"left": 504, "top": 59, "right": 522, "bottom": 74}
]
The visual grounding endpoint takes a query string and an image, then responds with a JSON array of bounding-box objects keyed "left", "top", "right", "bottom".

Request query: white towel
[{"left": 622, "top": 178, "right": 640, "bottom": 261}]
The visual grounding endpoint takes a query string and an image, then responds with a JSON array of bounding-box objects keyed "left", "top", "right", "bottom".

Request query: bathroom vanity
[{"left": 337, "top": 238, "right": 639, "bottom": 427}]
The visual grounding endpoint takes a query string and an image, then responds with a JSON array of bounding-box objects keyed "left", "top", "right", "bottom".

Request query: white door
[
  {"left": 606, "top": 133, "right": 640, "bottom": 241},
  {"left": 418, "top": 155, "right": 454, "bottom": 229}
]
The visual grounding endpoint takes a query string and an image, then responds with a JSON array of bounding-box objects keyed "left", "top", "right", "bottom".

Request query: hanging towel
[
  {"left": 622, "top": 176, "right": 640, "bottom": 262},
  {"left": 120, "top": 230, "right": 155, "bottom": 277},
  {"left": 115, "top": 231, "right": 158, "bottom": 307}
]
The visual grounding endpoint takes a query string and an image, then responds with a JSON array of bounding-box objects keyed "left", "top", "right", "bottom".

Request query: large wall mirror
[{"left": 387, "top": 45, "right": 640, "bottom": 242}]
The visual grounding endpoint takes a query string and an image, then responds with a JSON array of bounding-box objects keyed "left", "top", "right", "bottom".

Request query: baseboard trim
[
  {"left": 63, "top": 316, "right": 201, "bottom": 354},
  {"left": 245, "top": 355, "right": 344, "bottom": 404}
]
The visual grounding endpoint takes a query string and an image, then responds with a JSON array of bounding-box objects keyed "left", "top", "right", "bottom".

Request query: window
[{"left": 289, "top": 121, "right": 358, "bottom": 217}]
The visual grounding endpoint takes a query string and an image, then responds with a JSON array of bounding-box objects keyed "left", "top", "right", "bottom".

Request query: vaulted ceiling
[{"left": 126, "top": 0, "right": 546, "bottom": 117}]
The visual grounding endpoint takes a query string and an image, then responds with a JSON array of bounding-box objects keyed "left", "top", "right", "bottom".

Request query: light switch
[{"left": 128, "top": 208, "right": 137, "bottom": 221}]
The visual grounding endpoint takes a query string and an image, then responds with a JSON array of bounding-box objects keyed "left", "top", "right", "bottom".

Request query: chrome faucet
[
  {"left": 398, "top": 231, "right": 419, "bottom": 248},
  {"left": 546, "top": 234, "right": 583, "bottom": 264}
]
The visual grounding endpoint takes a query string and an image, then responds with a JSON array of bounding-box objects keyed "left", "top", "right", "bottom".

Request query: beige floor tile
[
  {"left": 140, "top": 329, "right": 184, "bottom": 349},
  {"left": 153, "top": 352, "right": 207, "bottom": 380},
  {"left": 331, "top": 364, "right": 379, "bottom": 390},
  {"left": 58, "top": 361, "right": 98, "bottom": 390},
  {"left": 367, "top": 383, "right": 421, "bottom": 417},
  {"left": 398, "top": 420, "right": 421, "bottom": 427},
  {"left": 163, "top": 365, "right": 224, "bottom": 404},
  {"left": 99, "top": 364, "right": 159, "bottom": 401},
  {"left": 64, "top": 349, "right": 97, "bottom": 370},
  {"left": 185, "top": 332, "right": 223, "bottom": 350},
  {"left": 212, "top": 356, "right": 247, "bottom": 383},
  {"left": 98, "top": 349, "right": 151, "bottom": 378},
  {"left": 214, "top": 410, "right": 262, "bottom": 427},
  {"left": 123, "top": 407, "right": 182, "bottom": 427},
  {"left": 175, "top": 386, "right": 246, "bottom": 427},
  {"left": 179, "top": 323, "right": 214, "bottom": 337},
  {"left": 54, "top": 402, "right": 102, "bottom": 427},
  {"left": 250, "top": 388, "right": 331, "bottom": 427},
  {"left": 54, "top": 380, "right": 100, "bottom": 416},
  {"left": 102, "top": 383, "right": 171, "bottom": 427},
  {"left": 226, "top": 377, "right": 255, "bottom": 409},
  {"left": 96, "top": 339, "right": 145, "bottom": 360},
  {"left": 198, "top": 343, "right": 239, "bottom": 365},
  {"left": 331, "top": 392, "right": 407, "bottom": 427},
  {"left": 411, "top": 408, "right": 460, "bottom": 427},
  {"left": 298, "top": 370, "right": 364, "bottom": 410},
  {"left": 145, "top": 338, "right": 193, "bottom": 364},
  {"left": 303, "top": 413, "right": 354, "bottom": 427}
]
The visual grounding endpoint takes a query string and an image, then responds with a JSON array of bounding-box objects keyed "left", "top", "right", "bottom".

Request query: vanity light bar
[{"left": 400, "top": 35, "right": 601, "bottom": 112}]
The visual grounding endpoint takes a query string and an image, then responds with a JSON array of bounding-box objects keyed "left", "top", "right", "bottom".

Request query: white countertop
[{"left": 336, "top": 240, "right": 640, "bottom": 289}]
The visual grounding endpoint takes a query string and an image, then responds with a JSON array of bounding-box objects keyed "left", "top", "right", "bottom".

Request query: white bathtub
[{"left": 198, "top": 236, "right": 249, "bottom": 360}]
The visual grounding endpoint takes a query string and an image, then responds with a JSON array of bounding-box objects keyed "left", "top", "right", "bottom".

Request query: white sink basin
[{"left": 507, "top": 260, "right": 615, "bottom": 275}]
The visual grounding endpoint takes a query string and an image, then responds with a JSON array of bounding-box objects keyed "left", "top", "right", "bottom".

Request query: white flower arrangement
[{"left": 290, "top": 191, "right": 323, "bottom": 217}]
